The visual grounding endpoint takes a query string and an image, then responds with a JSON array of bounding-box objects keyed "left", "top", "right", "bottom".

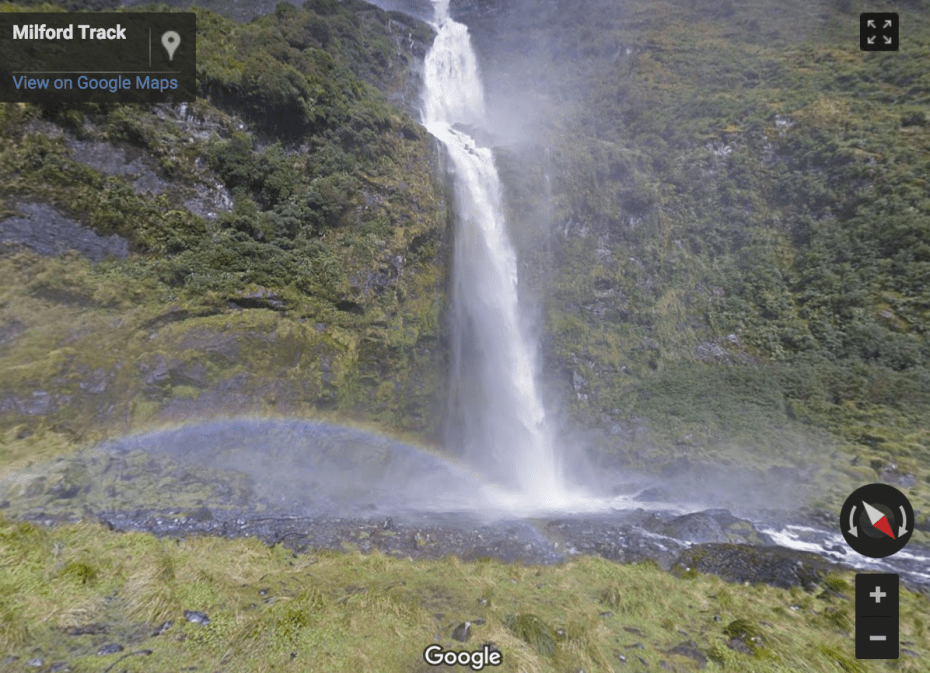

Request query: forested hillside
[
  {"left": 0, "top": 0, "right": 448, "bottom": 471},
  {"left": 1, "top": 2, "right": 929, "bottom": 671},
  {"left": 456, "top": 0, "right": 930, "bottom": 522}
]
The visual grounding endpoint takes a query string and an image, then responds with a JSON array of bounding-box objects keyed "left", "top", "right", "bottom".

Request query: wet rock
[
  {"left": 152, "top": 620, "right": 173, "bottom": 636},
  {"left": 178, "top": 328, "right": 241, "bottom": 360},
  {"left": 78, "top": 368, "right": 110, "bottom": 394},
  {"left": 726, "top": 638, "right": 752, "bottom": 654},
  {"left": 633, "top": 487, "right": 671, "bottom": 503},
  {"left": 0, "top": 391, "right": 55, "bottom": 416},
  {"left": 451, "top": 621, "right": 472, "bottom": 642},
  {"left": 571, "top": 370, "right": 589, "bottom": 395},
  {"left": 228, "top": 287, "right": 287, "bottom": 311},
  {"left": 0, "top": 203, "right": 128, "bottom": 262},
  {"left": 167, "top": 359, "right": 209, "bottom": 388},
  {"left": 140, "top": 355, "right": 170, "bottom": 390},
  {"left": 97, "top": 643, "right": 124, "bottom": 655},
  {"left": 694, "top": 341, "right": 731, "bottom": 363},
  {"left": 66, "top": 139, "right": 165, "bottom": 195},
  {"left": 0, "top": 318, "right": 26, "bottom": 346},
  {"left": 652, "top": 509, "right": 773, "bottom": 545},
  {"left": 673, "top": 543, "right": 840, "bottom": 589},
  {"left": 879, "top": 466, "right": 917, "bottom": 488},
  {"left": 667, "top": 640, "right": 707, "bottom": 668},
  {"left": 184, "top": 610, "right": 210, "bottom": 625}
]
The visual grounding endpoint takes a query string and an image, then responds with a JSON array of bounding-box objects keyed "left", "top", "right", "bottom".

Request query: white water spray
[{"left": 421, "top": 0, "right": 565, "bottom": 505}]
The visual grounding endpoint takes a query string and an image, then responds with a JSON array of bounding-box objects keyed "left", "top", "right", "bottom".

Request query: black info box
[{"left": 0, "top": 12, "right": 196, "bottom": 103}]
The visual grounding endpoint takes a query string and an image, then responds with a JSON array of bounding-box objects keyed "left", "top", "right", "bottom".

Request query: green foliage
[
  {"left": 60, "top": 560, "right": 98, "bottom": 585},
  {"left": 818, "top": 644, "right": 867, "bottom": 673},
  {"left": 599, "top": 581, "right": 623, "bottom": 609},
  {"left": 723, "top": 617, "right": 766, "bottom": 655},
  {"left": 0, "top": 0, "right": 447, "bottom": 440},
  {"left": 505, "top": 613, "right": 557, "bottom": 657},
  {"left": 484, "top": 0, "right": 930, "bottom": 510},
  {"left": 822, "top": 575, "right": 851, "bottom": 595}
]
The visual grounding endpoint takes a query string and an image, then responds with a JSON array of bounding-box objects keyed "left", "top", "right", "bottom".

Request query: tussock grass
[{"left": 0, "top": 516, "right": 927, "bottom": 672}]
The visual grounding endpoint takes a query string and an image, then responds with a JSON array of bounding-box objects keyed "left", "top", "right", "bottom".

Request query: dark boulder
[
  {"left": 646, "top": 509, "right": 774, "bottom": 545},
  {"left": 672, "top": 543, "right": 843, "bottom": 589}
]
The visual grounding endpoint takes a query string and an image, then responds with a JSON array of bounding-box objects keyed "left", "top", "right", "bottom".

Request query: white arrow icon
[
  {"left": 867, "top": 20, "right": 876, "bottom": 28},
  {"left": 884, "top": 20, "right": 893, "bottom": 28},
  {"left": 899, "top": 505, "right": 910, "bottom": 537},
  {"left": 884, "top": 36, "right": 893, "bottom": 45},
  {"left": 848, "top": 505, "right": 859, "bottom": 537},
  {"left": 867, "top": 36, "right": 876, "bottom": 45}
]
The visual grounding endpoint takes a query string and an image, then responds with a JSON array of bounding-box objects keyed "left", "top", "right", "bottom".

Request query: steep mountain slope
[
  {"left": 455, "top": 0, "right": 930, "bottom": 522},
  {"left": 0, "top": 0, "right": 448, "bottom": 468}
]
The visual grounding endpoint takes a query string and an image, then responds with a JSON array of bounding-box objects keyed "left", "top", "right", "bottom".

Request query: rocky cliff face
[
  {"left": 444, "top": 0, "right": 930, "bottom": 522},
  {"left": 0, "top": 0, "right": 449, "bottom": 465},
  {"left": 1, "top": 0, "right": 928, "bottom": 532}
]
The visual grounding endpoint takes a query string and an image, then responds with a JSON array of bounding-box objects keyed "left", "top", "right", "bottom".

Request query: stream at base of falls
[{"left": 2, "top": 419, "right": 928, "bottom": 593}]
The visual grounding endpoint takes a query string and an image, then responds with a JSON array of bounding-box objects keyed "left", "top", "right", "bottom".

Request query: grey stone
[
  {"left": 0, "top": 202, "right": 128, "bottom": 262},
  {"left": 0, "top": 319, "right": 26, "bottom": 346},
  {"left": 451, "top": 621, "right": 472, "bottom": 642},
  {"left": 152, "top": 620, "right": 173, "bottom": 636},
  {"left": 79, "top": 368, "right": 109, "bottom": 394},
  {"left": 184, "top": 610, "right": 210, "bottom": 625},
  {"left": 673, "top": 544, "right": 834, "bottom": 589},
  {"left": 571, "top": 370, "right": 588, "bottom": 393},
  {"left": 667, "top": 640, "right": 707, "bottom": 668}
]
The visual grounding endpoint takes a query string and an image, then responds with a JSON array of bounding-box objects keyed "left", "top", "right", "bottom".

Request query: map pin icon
[{"left": 161, "top": 31, "right": 180, "bottom": 61}]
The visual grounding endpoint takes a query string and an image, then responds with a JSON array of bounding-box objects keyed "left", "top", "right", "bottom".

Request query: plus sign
[{"left": 870, "top": 586, "right": 887, "bottom": 603}]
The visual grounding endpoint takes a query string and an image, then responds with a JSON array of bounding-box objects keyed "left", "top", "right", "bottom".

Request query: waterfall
[{"left": 421, "top": 0, "right": 563, "bottom": 504}]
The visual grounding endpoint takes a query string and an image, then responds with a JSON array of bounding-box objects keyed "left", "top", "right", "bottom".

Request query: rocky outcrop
[
  {"left": 672, "top": 544, "right": 839, "bottom": 589},
  {"left": 0, "top": 203, "right": 128, "bottom": 262}
]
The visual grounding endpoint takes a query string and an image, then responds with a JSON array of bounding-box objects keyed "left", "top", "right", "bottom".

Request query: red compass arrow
[{"left": 863, "top": 501, "right": 896, "bottom": 539}]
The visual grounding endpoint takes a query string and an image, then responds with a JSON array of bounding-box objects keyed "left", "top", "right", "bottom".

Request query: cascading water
[{"left": 421, "top": 0, "right": 564, "bottom": 505}]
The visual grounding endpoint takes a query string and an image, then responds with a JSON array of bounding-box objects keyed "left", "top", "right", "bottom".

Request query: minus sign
[{"left": 870, "top": 635, "right": 887, "bottom": 641}]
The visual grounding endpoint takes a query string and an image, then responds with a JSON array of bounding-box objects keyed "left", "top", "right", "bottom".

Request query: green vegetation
[
  {"left": 0, "top": 1, "right": 929, "bottom": 670},
  {"left": 0, "top": 0, "right": 448, "bottom": 456},
  {"left": 0, "top": 515, "right": 927, "bottom": 672},
  {"left": 479, "top": 0, "right": 930, "bottom": 523}
]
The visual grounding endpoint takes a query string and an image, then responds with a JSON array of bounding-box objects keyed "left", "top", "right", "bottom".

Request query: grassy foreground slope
[
  {"left": 463, "top": 0, "right": 930, "bottom": 526},
  {"left": 0, "top": 0, "right": 448, "bottom": 470},
  {"left": 1, "top": 516, "right": 928, "bottom": 672}
]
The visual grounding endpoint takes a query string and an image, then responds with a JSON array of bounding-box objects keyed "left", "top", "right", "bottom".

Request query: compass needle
[{"left": 842, "top": 485, "right": 913, "bottom": 558}]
